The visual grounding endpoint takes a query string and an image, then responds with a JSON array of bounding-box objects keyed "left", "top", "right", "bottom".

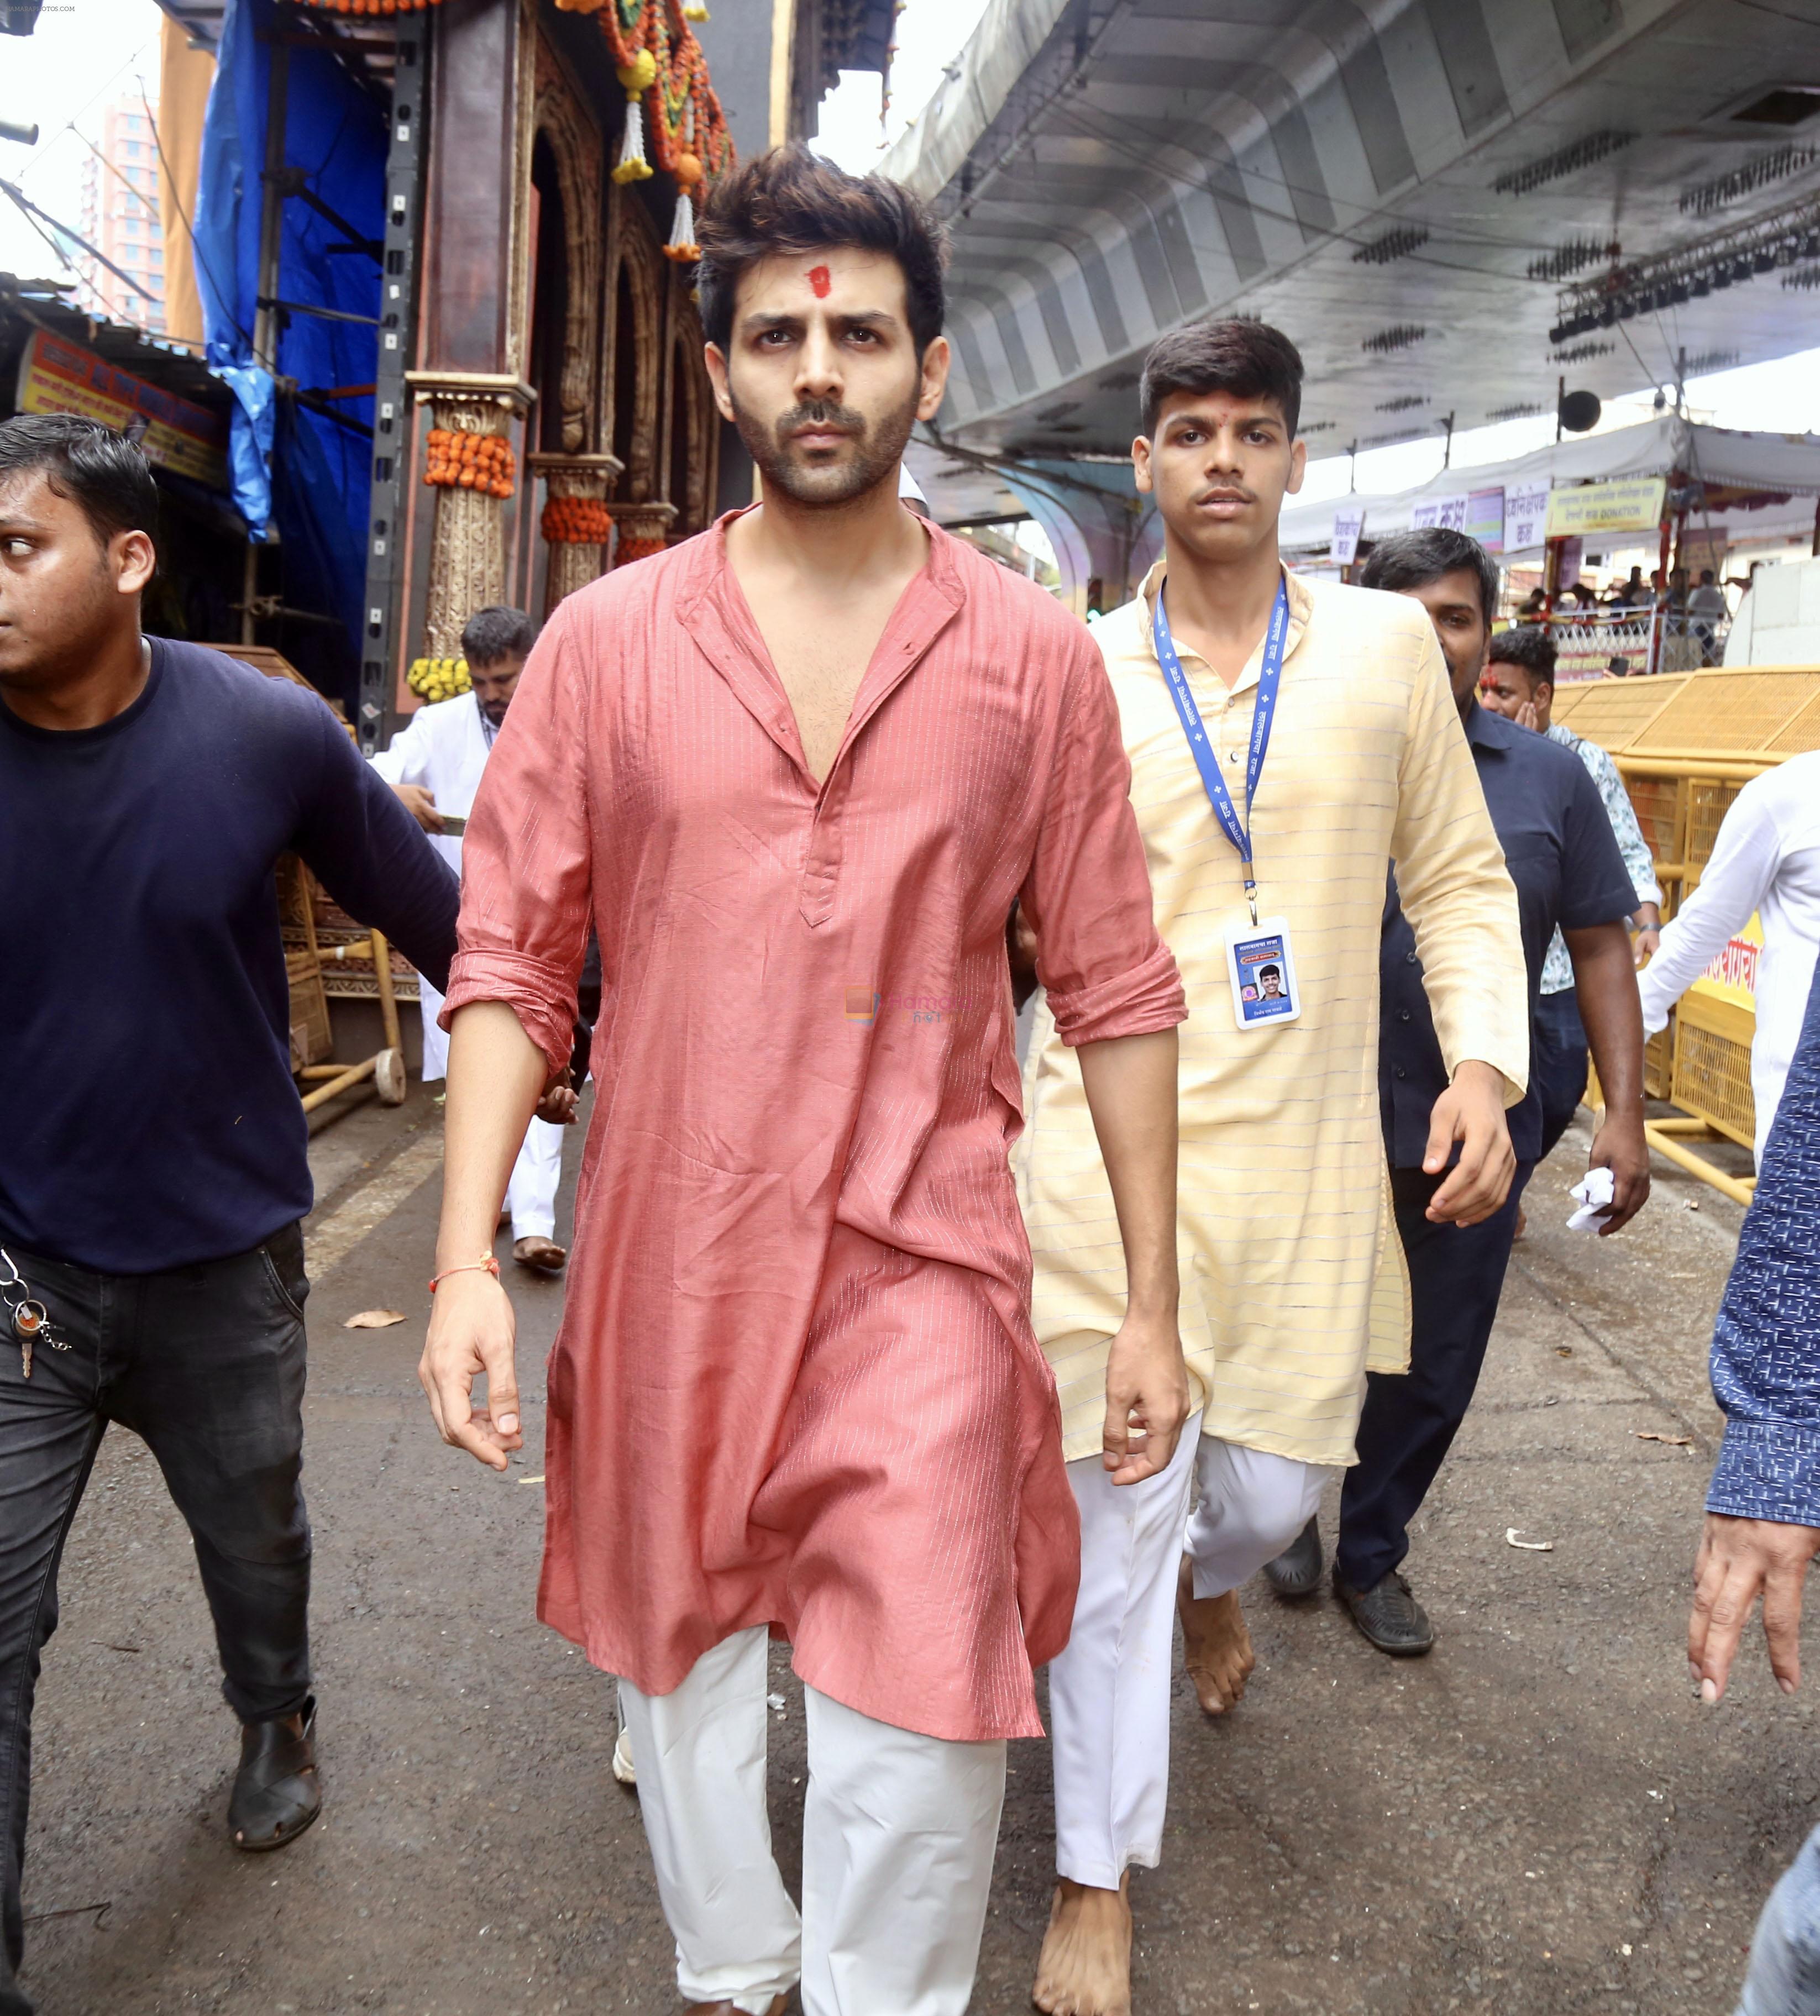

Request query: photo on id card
[{"left": 1225, "top": 917, "right": 1300, "bottom": 1027}]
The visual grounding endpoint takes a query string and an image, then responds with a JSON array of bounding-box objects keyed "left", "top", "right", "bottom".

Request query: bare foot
[
  {"left": 1514, "top": 1205, "right": 1528, "bottom": 1240},
  {"left": 1032, "top": 1875, "right": 1131, "bottom": 2016},
  {"left": 512, "top": 1235, "right": 567, "bottom": 1273},
  {"left": 1177, "top": 1558, "right": 1255, "bottom": 1715}
]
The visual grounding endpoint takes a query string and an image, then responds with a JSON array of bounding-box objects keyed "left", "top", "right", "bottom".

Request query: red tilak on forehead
[{"left": 807, "top": 264, "right": 832, "bottom": 297}]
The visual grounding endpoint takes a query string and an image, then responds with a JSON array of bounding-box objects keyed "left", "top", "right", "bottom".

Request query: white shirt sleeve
[
  {"left": 368, "top": 706, "right": 434, "bottom": 789},
  {"left": 1636, "top": 775, "right": 1786, "bottom": 1034}
]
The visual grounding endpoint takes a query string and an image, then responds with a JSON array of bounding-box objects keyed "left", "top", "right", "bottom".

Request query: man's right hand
[
  {"left": 394, "top": 783, "right": 444, "bottom": 833},
  {"left": 1423, "top": 1059, "right": 1517, "bottom": 1226},
  {"left": 1689, "top": 1511, "right": 1820, "bottom": 1702},
  {"left": 419, "top": 1270, "right": 522, "bottom": 1470},
  {"left": 1102, "top": 1309, "right": 1190, "bottom": 1486}
]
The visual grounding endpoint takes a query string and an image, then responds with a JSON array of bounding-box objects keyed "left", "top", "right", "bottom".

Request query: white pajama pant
[
  {"left": 419, "top": 979, "right": 565, "bottom": 1242},
  {"left": 618, "top": 1626, "right": 1006, "bottom": 2015},
  {"left": 1048, "top": 1415, "right": 1333, "bottom": 1890}
]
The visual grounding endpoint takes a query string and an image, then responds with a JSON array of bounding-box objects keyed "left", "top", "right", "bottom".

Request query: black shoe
[
  {"left": 1262, "top": 1515, "right": 1324, "bottom": 1598},
  {"left": 230, "top": 1698, "right": 321, "bottom": 1851},
  {"left": 1334, "top": 1569, "right": 1434, "bottom": 1656}
]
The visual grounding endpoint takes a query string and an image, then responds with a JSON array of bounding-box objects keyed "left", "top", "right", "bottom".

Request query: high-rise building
[{"left": 77, "top": 98, "right": 166, "bottom": 335}]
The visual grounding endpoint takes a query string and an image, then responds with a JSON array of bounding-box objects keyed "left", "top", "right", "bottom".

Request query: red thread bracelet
[{"left": 428, "top": 1254, "right": 501, "bottom": 1293}]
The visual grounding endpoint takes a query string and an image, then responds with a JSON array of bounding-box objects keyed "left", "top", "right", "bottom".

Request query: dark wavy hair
[
  {"left": 1359, "top": 528, "right": 1502, "bottom": 630},
  {"left": 1139, "top": 318, "right": 1304, "bottom": 438},
  {"left": 697, "top": 144, "right": 947, "bottom": 358},
  {"left": 1489, "top": 623, "right": 1557, "bottom": 684},
  {"left": 0, "top": 411, "right": 159, "bottom": 551},
  {"left": 459, "top": 606, "right": 537, "bottom": 666}
]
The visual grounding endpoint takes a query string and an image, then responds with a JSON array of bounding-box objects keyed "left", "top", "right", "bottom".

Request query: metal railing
[{"left": 1538, "top": 607, "right": 1732, "bottom": 680}]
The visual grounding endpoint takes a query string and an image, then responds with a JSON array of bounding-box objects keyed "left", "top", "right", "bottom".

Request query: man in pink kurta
[
  {"left": 426, "top": 146, "right": 1186, "bottom": 2016},
  {"left": 445, "top": 507, "right": 1182, "bottom": 1735}
]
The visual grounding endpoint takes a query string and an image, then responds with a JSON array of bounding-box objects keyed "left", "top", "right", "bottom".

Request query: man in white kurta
[
  {"left": 370, "top": 608, "right": 568, "bottom": 1268},
  {"left": 1637, "top": 748, "right": 1820, "bottom": 1162}
]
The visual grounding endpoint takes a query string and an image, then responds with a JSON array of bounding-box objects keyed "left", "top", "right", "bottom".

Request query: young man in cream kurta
[{"left": 1019, "top": 321, "right": 1531, "bottom": 2016}]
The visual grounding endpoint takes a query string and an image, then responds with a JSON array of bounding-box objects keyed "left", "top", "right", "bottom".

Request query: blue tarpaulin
[{"left": 194, "top": 0, "right": 384, "bottom": 702}]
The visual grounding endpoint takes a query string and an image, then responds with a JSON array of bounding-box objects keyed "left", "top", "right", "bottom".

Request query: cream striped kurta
[{"left": 1014, "top": 560, "right": 1530, "bottom": 1468}]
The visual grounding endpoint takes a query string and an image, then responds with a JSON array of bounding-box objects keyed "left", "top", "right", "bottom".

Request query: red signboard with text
[{"left": 14, "top": 328, "right": 229, "bottom": 491}]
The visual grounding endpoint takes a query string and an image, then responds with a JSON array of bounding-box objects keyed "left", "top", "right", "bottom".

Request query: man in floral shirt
[{"left": 1480, "top": 624, "right": 1661, "bottom": 1161}]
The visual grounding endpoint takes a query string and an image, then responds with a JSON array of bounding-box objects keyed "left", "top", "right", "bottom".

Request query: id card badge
[{"left": 1225, "top": 916, "right": 1301, "bottom": 1029}]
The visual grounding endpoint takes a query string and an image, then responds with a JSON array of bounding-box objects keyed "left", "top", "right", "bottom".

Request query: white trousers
[
  {"left": 419, "top": 980, "right": 564, "bottom": 1242},
  {"left": 1048, "top": 1416, "right": 1332, "bottom": 1889},
  {"left": 618, "top": 1626, "right": 1006, "bottom": 2015}
]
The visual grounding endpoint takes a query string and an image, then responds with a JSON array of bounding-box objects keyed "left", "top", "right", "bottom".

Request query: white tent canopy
[{"left": 1279, "top": 418, "right": 1820, "bottom": 563}]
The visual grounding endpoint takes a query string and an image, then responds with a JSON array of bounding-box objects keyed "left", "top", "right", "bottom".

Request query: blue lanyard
[{"left": 1153, "top": 576, "right": 1289, "bottom": 924}]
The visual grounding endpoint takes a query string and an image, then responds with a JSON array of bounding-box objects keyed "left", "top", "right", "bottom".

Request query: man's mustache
[
  {"left": 1193, "top": 483, "right": 1255, "bottom": 505},
  {"left": 775, "top": 401, "right": 869, "bottom": 444}
]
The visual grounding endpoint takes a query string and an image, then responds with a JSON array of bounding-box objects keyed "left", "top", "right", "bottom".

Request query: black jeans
[
  {"left": 1335, "top": 1163, "right": 1534, "bottom": 1594},
  {"left": 0, "top": 1225, "right": 312, "bottom": 2016},
  {"left": 1533, "top": 987, "right": 1590, "bottom": 1166}
]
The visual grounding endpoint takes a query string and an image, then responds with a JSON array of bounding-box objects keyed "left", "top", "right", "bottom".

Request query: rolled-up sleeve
[
  {"left": 1021, "top": 632, "right": 1186, "bottom": 1047},
  {"left": 1706, "top": 959, "right": 1820, "bottom": 1527},
  {"left": 439, "top": 610, "right": 593, "bottom": 1076},
  {"left": 1391, "top": 635, "right": 1529, "bottom": 1105}
]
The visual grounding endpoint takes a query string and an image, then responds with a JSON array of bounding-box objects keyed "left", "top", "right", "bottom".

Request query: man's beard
[{"left": 732, "top": 380, "right": 920, "bottom": 508}]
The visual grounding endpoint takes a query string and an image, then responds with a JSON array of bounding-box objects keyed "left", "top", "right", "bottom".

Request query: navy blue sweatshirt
[{"left": 0, "top": 637, "right": 460, "bottom": 1274}]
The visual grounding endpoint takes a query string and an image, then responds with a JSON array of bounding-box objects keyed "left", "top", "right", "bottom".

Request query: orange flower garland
[
  {"left": 614, "top": 536, "right": 669, "bottom": 566},
  {"left": 292, "top": 1, "right": 735, "bottom": 242},
  {"left": 541, "top": 496, "right": 615, "bottom": 545},
  {"left": 423, "top": 428, "right": 516, "bottom": 500},
  {"left": 597, "top": 0, "right": 733, "bottom": 183}
]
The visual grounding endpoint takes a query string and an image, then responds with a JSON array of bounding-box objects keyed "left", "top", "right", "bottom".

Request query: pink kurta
[{"left": 443, "top": 512, "right": 1184, "bottom": 1741}]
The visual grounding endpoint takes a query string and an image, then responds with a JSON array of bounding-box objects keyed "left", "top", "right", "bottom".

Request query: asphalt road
[{"left": 17, "top": 1086, "right": 1801, "bottom": 2016}]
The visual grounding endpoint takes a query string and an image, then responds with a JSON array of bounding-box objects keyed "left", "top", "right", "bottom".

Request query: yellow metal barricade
[{"left": 1560, "top": 663, "right": 1820, "bottom": 1203}]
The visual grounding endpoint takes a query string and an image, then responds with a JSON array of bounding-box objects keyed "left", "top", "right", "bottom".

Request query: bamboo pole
[{"left": 370, "top": 927, "right": 403, "bottom": 1056}]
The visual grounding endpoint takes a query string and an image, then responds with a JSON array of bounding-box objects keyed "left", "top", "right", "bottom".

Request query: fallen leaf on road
[
  {"left": 1506, "top": 1529, "right": 1553, "bottom": 1551},
  {"left": 1634, "top": 1431, "right": 1694, "bottom": 1450},
  {"left": 342, "top": 1309, "right": 407, "bottom": 1329}
]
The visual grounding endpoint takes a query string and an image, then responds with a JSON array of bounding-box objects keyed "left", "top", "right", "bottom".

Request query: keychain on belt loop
[{"left": 0, "top": 1246, "right": 69, "bottom": 1379}]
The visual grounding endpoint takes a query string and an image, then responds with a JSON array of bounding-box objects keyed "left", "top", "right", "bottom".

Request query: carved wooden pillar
[
  {"left": 610, "top": 498, "right": 678, "bottom": 568},
  {"left": 411, "top": 372, "right": 535, "bottom": 656},
  {"left": 527, "top": 450, "right": 623, "bottom": 616},
  {"left": 410, "top": 0, "right": 535, "bottom": 660}
]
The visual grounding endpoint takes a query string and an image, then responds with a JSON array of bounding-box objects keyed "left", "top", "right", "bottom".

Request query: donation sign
[
  {"left": 1545, "top": 476, "right": 1668, "bottom": 540},
  {"left": 14, "top": 328, "right": 229, "bottom": 491}
]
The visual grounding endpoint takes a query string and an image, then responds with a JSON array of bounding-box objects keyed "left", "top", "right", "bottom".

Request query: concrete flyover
[{"left": 891, "top": 0, "right": 1820, "bottom": 605}]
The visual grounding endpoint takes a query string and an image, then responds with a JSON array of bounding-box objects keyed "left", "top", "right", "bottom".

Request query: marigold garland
[
  {"left": 596, "top": 0, "right": 733, "bottom": 188},
  {"left": 423, "top": 427, "right": 516, "bottom": 500},
  {"left": 407, "top": 657, "right": 470, "bottom": 701},
  {"left": 541, "top": 496, "right": 616, "bottom": 545},
  {"left": 613, "top": 535, "right": 669, "bottom": 566},
  {"left": 291, "top": 0, "right": 734, "bottom": 256}
]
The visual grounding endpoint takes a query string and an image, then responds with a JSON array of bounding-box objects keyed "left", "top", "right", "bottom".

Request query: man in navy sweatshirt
[{"left": 0, "top": 414, "right": 459, "bottom": 2014}]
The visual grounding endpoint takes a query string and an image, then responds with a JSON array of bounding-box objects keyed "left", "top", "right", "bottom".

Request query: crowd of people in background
[{"left": 3, "top": 138, "right": 1819, "bottom": 2016}]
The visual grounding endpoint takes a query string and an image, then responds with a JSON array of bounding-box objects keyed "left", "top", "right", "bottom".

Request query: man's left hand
[
  {"left": 1689, "top": 1512, "right": 1820, "bottom": 1702},
  {"left": 1633, "top": 926, "right": 1661, "bottom": 969},
  {"left": 1424, "top": 1059, "right": 1517, "bottom": 1226},
  {"left": 1587, "top": 1114, "right": 1650, "bottom": 1235},
  {"left": 536, "top": 1082, "right": 580, "bottom": 1126}
]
